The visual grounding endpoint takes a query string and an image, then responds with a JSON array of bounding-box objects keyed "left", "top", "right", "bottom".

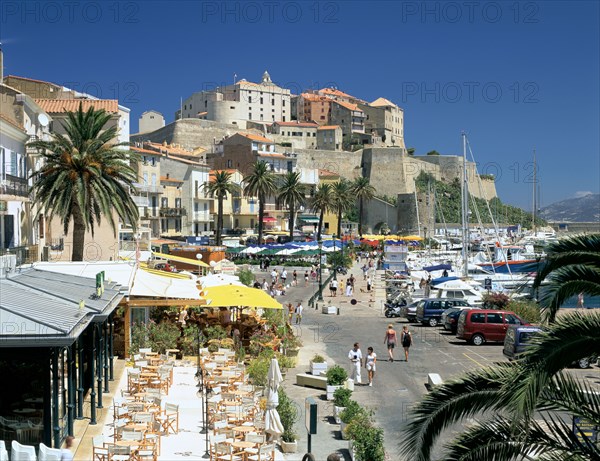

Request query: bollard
[{"left": 337, "top": 307, "right": 340, "bottom": 315}]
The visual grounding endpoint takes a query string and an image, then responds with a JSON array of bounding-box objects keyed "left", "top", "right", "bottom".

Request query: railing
[
  {"left": 193, "top": 211, "right": 213, "bottom": 222},
  {"left": 160, "top": 207, "right": 187, "bottom": 217},
  {"left": 0, "top": 245, "right": 39, "bottom": 265},
  {"left": 133, "top": 183, "right": 163, "bottom": 194},
  {"left": 1, "top": 175, "right": 29, "bottom": 198}
]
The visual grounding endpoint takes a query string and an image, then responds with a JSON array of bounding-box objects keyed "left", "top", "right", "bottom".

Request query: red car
[{"left": 456, "top": 309, "right": 529, "bottom": 345}]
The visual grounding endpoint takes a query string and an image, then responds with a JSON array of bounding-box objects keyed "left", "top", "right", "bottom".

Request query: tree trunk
[
  {"left": 317, "top": 209, "right": 324, "bottom": 241},
  {"left": 258, "top": 192, "right": 264, "bottom": 244},
  {"left": 216, "top": 194, "right": 223, "bottom": 246},
  {"left": 289, "top": 202, "right": 295, "bottom": 242},
  {"left": 71, "top": 205, "right": 86, "bottom": 261},
  {"left": 358, "top": 198, "right": 364, "bottom": 237}
]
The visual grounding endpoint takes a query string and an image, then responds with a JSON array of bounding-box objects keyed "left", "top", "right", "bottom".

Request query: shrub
[
  {"left": 311, "top": 354, "right": 326, "bottom": 363},
  {"left": 339, "top": 400, "right": 366, "bottom": 424},
  {"left": 326, "top": 365, "right": 348, "bottom": 386},
  {"left": 277, "top": 387, "right": 298, "bottom": 443},
  {"left": 203, "top": 325, "right": 227, "bottom": 343},
  {"left": 483, "top": 292, "right": 510, "bottom": 309},
  {"left": 277, "top": 354, "right": 296, "bottom": 369},
  {"left": 351, "top": 422, "right": 386, "bottom": 461},
  {"left": 237, "top": 268, "right": 255, "bottom": 287},
  {"left": 246, "top": 356, "right": 270, "bottom": 387},
  {"left": 508, "top": 299, "right": 541, "bottom": 324},
  {"left": 178, "top": 325, "right": 200, "bottom": 356},
  {"left": 333, "top": 388, "right": 352, "bottom": 408}
]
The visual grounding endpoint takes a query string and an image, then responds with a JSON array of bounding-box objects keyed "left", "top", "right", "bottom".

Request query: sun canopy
[
  {"left": 152, "top": 252, "right": 211, "bottom": 268},
  {"left": 423, "top": 264, "right": 453, "bottom": 272},
  {"left": 204, "top": 285, "right": 283, "bottom": 309}
]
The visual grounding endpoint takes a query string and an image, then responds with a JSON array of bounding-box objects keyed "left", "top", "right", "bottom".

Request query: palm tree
[
  {"left": 205, "top": 170, "right": 240, "bottom": 246},
  {"left": 533, "top": 233, "right": 600, "bottom": 323},
  {"left": 243, "top": 161, "right": 276, "bottom": 244},
  {"left": 28, "top": 104, "right": 138, "bottom": 261},
  {"left": 331, "top": 178, "right": 353, "bottom": 239},
  {"left": 400, "top": 233, "right": 600, "bottom": 461},
  {"left": 311, "top": 183, "right": 334, "bottom": 241},
  {"left": 351, "top": 176, "right": 376, "bottom": 236},
  {"left": 277, "top": 171, "right": 305, "bottom": 241}
]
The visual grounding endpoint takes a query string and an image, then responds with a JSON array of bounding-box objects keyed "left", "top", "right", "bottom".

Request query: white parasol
[{"left": 264, "top": 358, "right": 284, "bottom": 438}]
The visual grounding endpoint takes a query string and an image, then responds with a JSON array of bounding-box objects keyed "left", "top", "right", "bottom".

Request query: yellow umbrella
[
  {"left": 203, "top": 284, "right": 283, "bottom": 309},
  {"left": 402, "top": 235, "right": 424, "bottom": 241}
]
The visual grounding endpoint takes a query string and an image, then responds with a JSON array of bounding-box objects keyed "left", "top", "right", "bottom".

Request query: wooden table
[
  {"left": 232, "top": 426, "right": 256, "bottom": 434},
  {"left": 144, "top": 352, "right": 158, "bottom": 357},
  {"left": 124, "top": 423, "right": 149, "bottom": 431},
  {"left": 166, "top": 349, "right": 179, "bottom": 357},
  {"left": 221, "top": 400, "right": 241, "bottom": 407},
  {"left": 232, "top": 440, "right": 257, "bottom": 449}
]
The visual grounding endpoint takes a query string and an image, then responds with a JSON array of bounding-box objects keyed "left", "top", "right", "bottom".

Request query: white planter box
[
  {"left": 326, "top": 384, "right": 342, "bottom": 401},
  {"left": 340, "top": 420, "right": 349, "bottom": 439},
  {"left": 310, "top": 361, "right": 328, "bottom": 376},
  {"left": 280, "top": 440, "right": 297, "bottom": 453},
  {"left": 349, "top": 440, "right": 356, "bottom": 460},
  {"left": 334, "top": 405, "right": 345, "bottom": 424},
  {"left": 322, "top": 304, "right": 338, "bottom": 315}
]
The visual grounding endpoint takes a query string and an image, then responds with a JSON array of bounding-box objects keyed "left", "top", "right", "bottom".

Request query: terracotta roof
[
  {"left": 238, "top": 133, "right": 274, "bottom": 143},
  {"left": 209, "top": 169, "right": 238, "bottom": 174},
  {"left": 145, "top": 142, "right": 195, "bottom": 156},
  {"left": 130, "top": 146, "right": 161, "bottom": 155},
  {"left": 300, "top": 93, "right": 331, "bottom": 102},
  {"left": 35, "top": 99, "right": 119, "bottom": 114},
  {"left": 160, "top": 176, "right": 184, "bottom": 183},
  {"left": 370, "top": 97, "right": 398, "bottom": 108},
  {"left": 197, "top": 111, "right": 208, "bottom": 116},
  {"left": 331, "top": 100, "right": 362, "bottom": 112},
  {"left": 0, "top": 113, "right": 26, "bottom": 132},
  {"left": 319, "top": 169, "right": 340, "bottom": 178},
  {"left": 319, "top": 88, "right": 357, "bottom": 99},
  {"left": 273, "top": 121, "right": 318, "bottom": 128},
  {"left": 258, "top": 152, "right": 286, "bottom": 159},
  {"left": 317, "top": 125, "right": 341, "bottom": 130}
]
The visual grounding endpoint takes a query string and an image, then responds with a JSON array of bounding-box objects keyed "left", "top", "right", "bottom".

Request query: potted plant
[
  {"left": 333, "top": 387, "right": 352, "bottom": 424},
  {"left": 277, "top": 387, "right": 298, "bottom": 453},
  {"left": 339, "top": 401, "right": 366, "bottom": 440},
  {"left": 326, "top": 365, "right": 348, "bottom": 401},
  {"left": 309, "top": 354, "right": 328, "bottom": 376},
  {"left": 346, "top": 412, "right": 385, "bottom": 461},
  {"left": 282, "top": 334, "right": 302, "bottom": 358}
]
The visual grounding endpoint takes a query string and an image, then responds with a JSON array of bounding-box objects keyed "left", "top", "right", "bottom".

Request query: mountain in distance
[{"left": 540, "top": 193, "right": 600, "bottom": 222}]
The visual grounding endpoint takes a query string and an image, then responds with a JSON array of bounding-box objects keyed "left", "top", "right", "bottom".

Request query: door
[{"left": 485, "top": 312, "right": 505, "bottom": 341}]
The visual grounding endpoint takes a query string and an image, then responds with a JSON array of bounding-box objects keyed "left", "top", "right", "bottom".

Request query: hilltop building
[{"left": 139, "top": 110, "right": 165, "bottom": 134}]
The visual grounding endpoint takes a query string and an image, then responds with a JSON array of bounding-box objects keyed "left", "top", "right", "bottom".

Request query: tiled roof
[
  {"left": 130, "top": 146, "right": 161, "bottom": 155},
  {"left": 0, "top": 113, "right": 25, "bottom": 132},
  {"left": 160, "top": 176, "right": 184, "bottom": 183},
  {"left": 145, "top": 142, "right": 197, "bottom": 156},
  {"left": 209, "top": 169, "right": 238, "bottom": 174},
  {"left": 331, "top": 100, "right": 362, "bottom": 112},
  {"left": 319, "top": 169, "right": 340, "bottom": 178},
  {"left": 319, "top": 88, "right": 357, "bottom": 99},
  {"left": 258, "top": 152, "right": 286, "bottom": 159},
  {"left": 370, "top": 97, "right": 398, "bottom": 108},
  {"left": 300, "top": 93, "right": 331, "bottom": 102},
  {"left": 317, "top": 125, "right": 341, "bottom": 130},
  {"left": 273, "top": 121, "right": 318, "bottom": 128},
  {"left": 35, "top": 99, "right": 119, "bottom": 114},
  {"left": 238, "top": 133, "right": 274, "bottom": 143}
]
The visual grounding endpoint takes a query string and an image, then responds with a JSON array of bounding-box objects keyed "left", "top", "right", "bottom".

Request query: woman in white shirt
[{"left": 365, "top": 347, "right": 377, "bottom": 387}]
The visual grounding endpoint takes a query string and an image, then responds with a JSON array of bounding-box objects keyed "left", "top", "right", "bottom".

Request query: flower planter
[
  {"left": 309, "top": 360, "right": 328, "bottom": 376},
  {"left": 326, "top": 384, "right": 342, "bottom": 401},
  {"left": 348, "top": 440, "right": 356, "bottom": 460},
  {"left": 322, "top": 304, "right": 338, "bottom": 315},
  {"left": 285, "top": 347, "right": 300, "bottom": 358},
  {"left": 334, "top": 405, "right": 345, "bottom": 424},
  {"left": 340, "top": 420, "right": 349, "bottom": 439},
  {"left": 280, "top": 440, "right": 298, "bottom": 453}
]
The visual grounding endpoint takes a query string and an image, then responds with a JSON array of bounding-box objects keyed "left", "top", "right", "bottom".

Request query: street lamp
[
  {"left": 317, "top": 239, "right": 323, "bottom": 302},
  {"left": 332, "top": 234, "right": 337, "bottom": 280}
]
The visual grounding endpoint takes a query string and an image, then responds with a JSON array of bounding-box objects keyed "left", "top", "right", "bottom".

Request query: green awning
[{"left": 299, "top": 215, "right": 320, "bottom": 223}]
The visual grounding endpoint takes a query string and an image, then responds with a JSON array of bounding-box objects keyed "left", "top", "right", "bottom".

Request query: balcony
[
  {"left": 193, "top": 211, "right": 213, "bottom": 222},
  {"left": 134, "top": 183, "right": 163, "bottom": 194},
  {"left": 132, "top": 195, "right": 149, "bottom": 207},
  {"left": 1, "top": 175, "right": 29, "bottom": 198},
  {"left": 160, "top": 207, "right": 187, "bottom": 217}
]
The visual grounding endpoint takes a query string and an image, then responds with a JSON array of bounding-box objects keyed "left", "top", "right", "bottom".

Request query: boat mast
[
  {"left": 532, "top": 148, "right": 537, "bottom": 235},
  {"left": 461, "top": 132, "right": 469, "bottom": 278}
]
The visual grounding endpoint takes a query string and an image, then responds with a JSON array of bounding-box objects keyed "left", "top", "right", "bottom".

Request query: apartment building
[
  {"left": 360, "top": 97, "right": 405, "bottom": 149},
  {"left": 208, "top": 169, "right": 258, "bottom": 234},
  {"left": 139, "top": 110, "right": 165, "bottom": 134},
  {"left": 269, "top": 121, "right": 319, "bottom": 149},
  {"left": 130, "top": 145, "right": 163, "bottom": 237},
  {"left": 178, "top": 71, "right": 291, "bottom": 128},
  {"left": 316, "top": 125, "right": 343, "bottom": 151},
  {"left": 296, "top": 93, "right": 332, "bottom": 125},
  {"left": 329, "top": 100, "right": 366, "bottom": 146},
  {"left": 159, "top": 174, "right": 184, "bottom": 237}
]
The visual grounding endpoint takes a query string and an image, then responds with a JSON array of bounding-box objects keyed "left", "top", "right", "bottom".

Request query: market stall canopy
[
  {"left": 204, "top": 285, "right": 283, "bottom": 309},
  {"left": 153, "top": 251, "right": 211, "bottom": 268},
  {"left": 199, "top": 273, "right": 243, "bottom": 288},
  {"left": 130, "top": 269, "right": 203, "bottom": 299}
]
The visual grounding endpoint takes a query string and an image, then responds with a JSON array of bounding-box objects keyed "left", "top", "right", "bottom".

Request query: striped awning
[{"left": 299, "top": 215, "right": 319, "bottom": 223}]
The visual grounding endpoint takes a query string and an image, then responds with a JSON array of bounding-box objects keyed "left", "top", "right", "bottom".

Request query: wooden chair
[
  {"left": 135, "top": 442, "right": 157, "bottom": 461},
  {"left": 214, "top": 441, "right": 244, "bottom": 461},
  {"left": 243, "top": 433, "right": 266, "bottom": 456},
  {"left": 246, "top": 443, "right": 275, "bottom": 461},
  {"left": 106, "top": 443, "right": 132, "bottom": 461},
  {"left": 159, "top": 403, "right": 179, "bottom": 434},
  {"left": 143, "top": 420, "right": 161, "bottom": 455},
  {"left": 92, "top": 435, "right": 109, "bottom": 461}
]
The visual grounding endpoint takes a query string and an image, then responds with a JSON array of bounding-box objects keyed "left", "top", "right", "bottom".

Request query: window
[
  {"left": 505, "top": 314, "right": 521, "bottom": 325},
  {"left": 203, "top": 202, "right": 208, "bottom": 211},
  {"left": 227, "top": 159, "right": 233, "bottom": 168},
  {"left": 271, "top": 99, "right": 275, "bottom": 105},
  {"left": 260, "top": 114, "right": 263, "bottom": 121},
  {"left": 260, "top": 97, "right": 264, "bottom": 104},
  {"left": 248, "top": 96, "right": 252, "bottom": 103},
  {"left": 205, "top": 100, "right": 207, "bottom": 108},
  {"left": 486, "top": 313, "right": 503, "bottom": 324},
  {"left": 143, "top": 172, "right": 148, "bottom": 185},
  {"left": 161, "top": 197, "right": 168, "bottom": 207},
  {"left": 282, "top": 116, "right": 286, "bottom": 122},
  {"left": 249, "top": 113, "right": 252, "bottom": 119},
  {"left": 175, "top": 198, "right": 181, "bottom": 208},
  {"left": 283, "top": 100, "right": 286, "bottom": 107},
  {"left": 470, "top": 313, "right": 485, "bottom": 323},
  {"left": 151, "top": 174, "right": 157, "bottom": 186}
]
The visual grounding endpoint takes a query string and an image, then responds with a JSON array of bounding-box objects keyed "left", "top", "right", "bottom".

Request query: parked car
[
  {"left": 400, "top": 301, "right": 420, "bottom": 323},
  {"left": 456, "top": 309, "right": 529, "bottom": 345},
  {"left": 503, "top": 325, "right": 598, "bottom": 368},
  {"left": 442, "top": 306, "right": 477, "bottom": 334},
  {"left": 416, "top": 298, "right": 472, "bottom": 327}
]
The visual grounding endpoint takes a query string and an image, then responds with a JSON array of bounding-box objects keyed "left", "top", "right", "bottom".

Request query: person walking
[
  {"left": 287, "top": 302, "right": 294, "bottom": 323},
  {"left": 348, "top": 342, "right": 363, "bottom": 384},
  {"left": 295, "top": 302, "right": 304, "bottom": 324},
  {"left": 366, "top": 275, "right": 372, "bottom": 292},
  {"left": 304, "top": 270, "right": 309, "bottom": 287},
  {"left": 281, "top": 269, "right": 288, "bottom": 286},
  {"left": 292, "top": 270, "right": 297, "bottom": 286},
  {"left": 401, "top": 325, "right": 412, "bottom": 362},
  {"left": 365, "top": 347, "right": 377, "bottom": 386},
  {"left": 330, "top": 278, "right": 338, "bottom": 297},
  {"left": 578, "top": 292, "right": 585, "bottom": 309},
  {"left": 384, "top": 324, "right": 397, "bottom": 362},
  {"left": 345, "top": 279, "right": 353, "bottom": 297},
  {"left": 61, "top": 436, "right": 75, "bottom": 461}
]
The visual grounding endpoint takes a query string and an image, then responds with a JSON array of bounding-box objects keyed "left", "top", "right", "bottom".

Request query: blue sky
[{"left": 1, "top": 0, "right": 598, "bottom": 209}]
